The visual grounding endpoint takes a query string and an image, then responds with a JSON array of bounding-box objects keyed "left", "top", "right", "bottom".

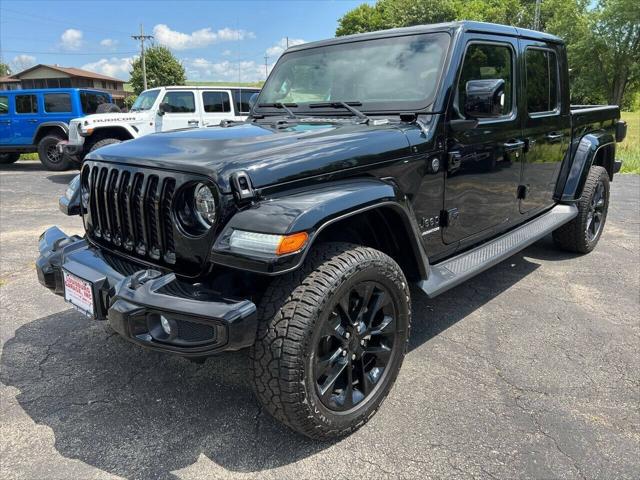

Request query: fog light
[{"left": 160, "top": 315, "right": 172, "bottom": 335}]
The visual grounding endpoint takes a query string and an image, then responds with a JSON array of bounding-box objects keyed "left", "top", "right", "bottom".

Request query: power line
[{"left": 132, "top": 24, "right": 153, "bottom": 90}]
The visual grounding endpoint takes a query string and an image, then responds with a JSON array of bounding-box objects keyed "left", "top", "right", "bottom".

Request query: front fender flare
[{"left": 210, "top": 178, "right": 429, "bottom": 277}]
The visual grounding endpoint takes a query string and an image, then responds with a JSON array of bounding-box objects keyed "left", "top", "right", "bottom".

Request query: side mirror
[
  {"left": 248, "top": 93, "right": 259, "bottom": 111},
  {"left": 464, "top": 79, "right": 505, "bottom": 119},
  {"left": 157, "top": 103, "right": 168, "bottom": 116}
]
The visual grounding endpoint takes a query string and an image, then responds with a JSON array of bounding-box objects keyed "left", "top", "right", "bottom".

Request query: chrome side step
[{"left": 418, "top": 204, "right": 578, "bottom": 298}]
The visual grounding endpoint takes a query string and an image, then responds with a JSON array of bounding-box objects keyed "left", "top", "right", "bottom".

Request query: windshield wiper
[
  {"left": 308, "top": 101, "right": 370, "bottom": 124},
  {"left": 258, "top": 102, "right": 299, "bottom": 119}
]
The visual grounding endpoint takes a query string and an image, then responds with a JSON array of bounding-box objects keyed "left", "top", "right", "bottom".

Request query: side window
[
  {"left": 15, "top": 95, "right": 38, "bottom": 114},
  {"left": 0, "top": 95, "right": 8, "bottom": 115},
  {"left": 202, "top": 91, "right": 231, "bottom": 113},
  {"left": 239, "top": 91, "right": 256, "bottom": 114},
  {"left": 160, "top": 91, "right": 196, "bottom": 113},
  {"left": 44, "top": 93, "right": 72, "bottom": 113},
  {"left": 526, "top": 49, "right": 559, "bottom": 114},
  {"left": 457, "top": 43, "right": 514, "bottom": 118}
]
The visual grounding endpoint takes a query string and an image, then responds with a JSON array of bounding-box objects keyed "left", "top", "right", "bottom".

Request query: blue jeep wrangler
[{"left": 0, "top": 88, "right": 117, "bottom": 170}]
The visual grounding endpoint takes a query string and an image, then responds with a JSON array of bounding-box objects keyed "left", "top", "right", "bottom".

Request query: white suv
[{"left": 61, "top": 85, "right": 260, "bottom": 158}]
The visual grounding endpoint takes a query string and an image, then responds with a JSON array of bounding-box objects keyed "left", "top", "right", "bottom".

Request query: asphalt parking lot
[{"left": 1, "top": 161, "right": 638, "bottom": 480}]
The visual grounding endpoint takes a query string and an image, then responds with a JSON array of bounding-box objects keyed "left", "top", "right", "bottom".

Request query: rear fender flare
[
  {"left": 560, "top": 132, "right": 614, "bottom": 201},
  {"left": 33, "top": 122, "right": 69, "bottom": 144}
]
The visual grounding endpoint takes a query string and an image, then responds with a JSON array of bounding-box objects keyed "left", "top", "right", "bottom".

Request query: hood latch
[{"left": 230, "top": 171, "right": 255, "bottom": 203}]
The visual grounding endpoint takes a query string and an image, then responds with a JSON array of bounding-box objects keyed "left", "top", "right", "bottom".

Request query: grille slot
[{"left": 83, "top": 164, "right": 178, "bottom": 266}]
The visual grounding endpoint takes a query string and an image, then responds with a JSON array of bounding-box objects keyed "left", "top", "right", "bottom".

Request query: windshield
[
  {"left": 131, "top": 90, "right": 160, "bottom": 111},
  {"left": 258, "top": 33, "right": 450, "bottom": 113}
]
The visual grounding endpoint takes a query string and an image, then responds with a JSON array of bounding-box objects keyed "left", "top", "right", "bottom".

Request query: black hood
[{"left": 87, "top": 121, "right": 414, "bottom": 192}]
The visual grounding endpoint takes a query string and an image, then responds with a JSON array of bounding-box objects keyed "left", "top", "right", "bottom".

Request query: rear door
[
  {"left": 12, "top": 93, "right": 40, "bottom": 145},
  {"left": 443, "top": 35, "right": 524, "bottom": 246},
  {"left": 200, "top": 90, "right": 232, "bottom": 126},
  {"left": 0, "top": 93, "right": 11, "bottom": 145},
  {"left": 158, "top": 90, "right": 200, "bottom": 131},
  {"left": 519, "top": 40, "right": 570, "bottom": 214}
]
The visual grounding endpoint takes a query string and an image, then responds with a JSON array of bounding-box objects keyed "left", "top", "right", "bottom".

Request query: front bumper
[
  {"left": 36, "top": 227, "right": 258, "bottom": 357},
  {"left": 56, "top": 140, "right": 84, "bottom": 157}
]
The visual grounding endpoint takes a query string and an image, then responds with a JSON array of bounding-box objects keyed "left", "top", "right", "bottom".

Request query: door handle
[
  {"left": 27, "top": 119, "right": 39, "bottom": 123},
  {"left": 545, "top": 132, "right": 564, "bottom": 142},
  {"left": 187, "top": 120, "right": 199, "bottom": 126},
  {"left": 0, "top": 120, "right": 10, "bottom": 124},
  {"left": 503, "top": 140, "right": 525, "bottom": 151}
]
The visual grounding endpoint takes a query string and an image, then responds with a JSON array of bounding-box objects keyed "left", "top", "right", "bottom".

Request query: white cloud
[
  {"left": 266, "top": 37, "right": 306, "bottom": 59},
  {"left": 153, "top": 24, "right": 255, "bottom": 50},
  {"left": 221, "top": 49, "right": 232, "bottom": 57},
  {"left": 100, "top": 38, "right": 118, "bottom": 48},
  {"left": 82, "top": 57, "right": 134, "bottom": 80},
  {"left": 60, "top": 28, "right": 83, "bottom": 50},
  {"left": 11, "top": 54, "right": 36, "bottom": 71},
  {"left": 185, "top": 58, "right": 269, "bottom": 82}
]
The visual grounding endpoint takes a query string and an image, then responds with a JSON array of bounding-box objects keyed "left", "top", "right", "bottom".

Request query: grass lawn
[{"left": 619, "top": 111, "right": 639, "bottom": 174}]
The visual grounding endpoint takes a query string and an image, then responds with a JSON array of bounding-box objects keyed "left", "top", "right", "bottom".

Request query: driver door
[
  {"left": 443, "top": 36, "right": 524, "bottom": 246},
  {"left": 158, "top": 90, "right": 199, "bottom": 131}
]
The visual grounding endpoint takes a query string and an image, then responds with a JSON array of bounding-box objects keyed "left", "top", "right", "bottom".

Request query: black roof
[{"left": 287, "top": 21, "right": 563, "bottom": 53}]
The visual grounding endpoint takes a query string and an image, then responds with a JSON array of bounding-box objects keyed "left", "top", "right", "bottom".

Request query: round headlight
[{"left": 194, "top": 183, "right": 216, "bottom": 226}]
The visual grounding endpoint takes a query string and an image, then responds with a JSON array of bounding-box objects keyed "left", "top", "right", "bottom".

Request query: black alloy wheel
[
  {"left": 314, "top": 281, "right": 397, "bottom": 412},
  {"left": 586, "top": 179, "right": 606, "bottom": 242}
]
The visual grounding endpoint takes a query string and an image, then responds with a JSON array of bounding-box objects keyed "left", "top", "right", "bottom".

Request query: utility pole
[
  {"left": 132, "top": 24, "right": 153, "bottom": 90},
  {"left": 286, "top": 36, "right": 289, "bottom": 49},
  {"left": 264, "top": 54, "right": 269, "bottom": 79},
  {"left": 533, "top": 0, "right": 542, "bottom": 31}
]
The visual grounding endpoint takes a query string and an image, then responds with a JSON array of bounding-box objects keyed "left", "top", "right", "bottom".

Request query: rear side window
[
  {"left": 0, "top": 96, "right": 8, "bottom": 114},
  {"left": 457, "top": 43, "right": 514, "bottom": 118},
  {"left": 232, "top": 89, "right": 259, "bottom": 114},
  {"left": 202, "top": 91, "right": 231, "bottom": 112},
  {"left": 526, "top": 49, "right": 559, "bottom": 114},
  {"left": 160, "top": 91, "right": 195, "bottom": 113},
  {"left": 15, "top": 95, "right": 38, "bottom": 114},
  {"left": 80, "top": 91, "right": 111, "bottom": 114},
  {"left": 44, "top": 93, "right": 72, "bottom": 113}
]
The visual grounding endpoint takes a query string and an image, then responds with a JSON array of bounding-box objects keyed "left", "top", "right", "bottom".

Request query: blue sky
[{"left": 0, "top": 0, "right": 369, "bottom": 82}]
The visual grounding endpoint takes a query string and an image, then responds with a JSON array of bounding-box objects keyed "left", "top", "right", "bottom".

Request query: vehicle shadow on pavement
[{"left": 1, "top": 242, "right": 569, "bottom": 479}]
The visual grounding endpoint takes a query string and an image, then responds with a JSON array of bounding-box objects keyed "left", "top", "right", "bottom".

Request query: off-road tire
[
  {"left": 250, "top": 242, "right": 411, "bottom": 439},
  {"left": 38, "top": 135, "right": 73, "bottom": 171},
  {"left": 0, "top": 152, "right": 20, "bottom": 164},
  {"left": 553, "top": 165, "right": 610, "bottom": 253},
  {"left": 89, "top": 138, "right": 121, "bottom": 152},
  {"left": 96, "top": 103, "right": 121, "bottom": 114}
]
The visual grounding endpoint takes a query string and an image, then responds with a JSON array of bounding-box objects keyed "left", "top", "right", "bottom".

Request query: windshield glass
[
  {"left": 131, "top": 90, "right": 160, "bottom": 111},
  {"left": 258, "top": 33, "right": 450, "bottom": 112}
]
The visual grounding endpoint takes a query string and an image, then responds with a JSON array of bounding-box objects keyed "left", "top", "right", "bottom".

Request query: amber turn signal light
[{"left": 276, "top": 232, "right": 309, "bottom": 255}]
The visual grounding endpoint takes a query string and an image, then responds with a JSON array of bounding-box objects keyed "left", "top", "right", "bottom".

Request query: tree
[
  {"left": 129, "top": 45, "right": 185, "bottom": 95},
  {"left": 336, "top": 0, "right": 640, "bottom": 107},
  {"left": 0, "top": 62, "right": 10, "bottom": 77}
]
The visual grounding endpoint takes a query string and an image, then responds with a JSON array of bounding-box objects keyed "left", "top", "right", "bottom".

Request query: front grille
[{"left": 82, "top": 163, "right": 177, "bottom": 265}]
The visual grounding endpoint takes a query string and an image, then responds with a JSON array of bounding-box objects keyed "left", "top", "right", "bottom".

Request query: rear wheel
[
  {"left": 0, "top": 152, "right": 20, "bottom": 164},
  {"left": 250, "top": 243, "right": 410, "bottom": 439},
  {"left": 553, "top": 165, "right": 610, "bottom": 253},
  {"left": 38, "top": 135, "right": 73, "bottom": 171}
]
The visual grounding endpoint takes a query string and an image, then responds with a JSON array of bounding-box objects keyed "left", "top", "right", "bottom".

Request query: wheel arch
[
  {"left": 90, "top": 125, "right": 136, "bottom": 142},
  {"left": 559, "top": 131, "right": 615, "bottom": 201},
  {"left": 210, "top": 178, "right": 430, "bottom": 280},
  {"left": 33, "top": 122, "right": 68, "bottom": 144}
]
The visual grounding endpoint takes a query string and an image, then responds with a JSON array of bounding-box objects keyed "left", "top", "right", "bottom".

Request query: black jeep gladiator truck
[{"left": 37, "top": 21, "right": 627, "bottom": 439}]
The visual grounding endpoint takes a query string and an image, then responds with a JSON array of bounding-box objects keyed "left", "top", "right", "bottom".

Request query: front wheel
[
  {"left": 250, "top": 243, "right": 411, "bottom": 439},
  {"left": 553, "top": 165, "right": 610, "bottom": 253}
]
